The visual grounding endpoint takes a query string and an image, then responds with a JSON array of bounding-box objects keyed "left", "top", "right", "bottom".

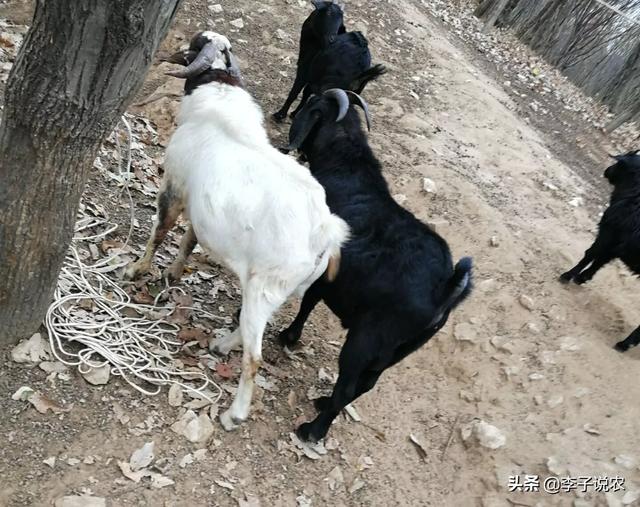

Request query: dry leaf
[
  {"left": 409, "top": 434, "right": 428, "bottom": 461},
  {"left": 215, "top": 363, "right": 234, "bottom": 379}
]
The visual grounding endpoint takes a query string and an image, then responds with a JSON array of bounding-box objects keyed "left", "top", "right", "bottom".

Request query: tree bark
[
  {"left": 481, "top": 0, "right": 511, "bottom": 33},
  {"left": 0, "top": 0, "right": 182, "bottom": 344}
]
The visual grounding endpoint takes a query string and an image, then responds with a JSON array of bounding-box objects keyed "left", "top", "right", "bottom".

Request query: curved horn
[
  {"left": 323, "top": 89, "right": 349, "bottom": 123},
  {"left": 166, "top": 41, "right": 217, "bottom": 79},
  {"left": 346, "top": 91, "right": 371, "bottom": 131}
]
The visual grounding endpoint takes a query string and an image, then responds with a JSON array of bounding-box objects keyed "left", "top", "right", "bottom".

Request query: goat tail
[
  {"left": 427, "top": 257, "right": 473, "bottom": 328},
  {"left": 351, "top": 64, "right": 387, "bottom": 94},
  {"left": 318, "top": 214, "right": 350, "bottom": 282}
]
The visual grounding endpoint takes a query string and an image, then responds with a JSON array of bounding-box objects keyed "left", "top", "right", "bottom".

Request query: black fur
[
  {"left": 283, "top": 93, "right": 473, "bottom": 442},
  {"left": 560, "top": 150, "right": 640, "bottom": 352},
  {"left": 273, "top": 2, "right": 385, "bottom": 121}
]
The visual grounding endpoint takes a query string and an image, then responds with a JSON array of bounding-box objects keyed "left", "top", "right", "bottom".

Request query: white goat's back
[{"left": 164, "top": 82, "right": 348, "bottom": 296}]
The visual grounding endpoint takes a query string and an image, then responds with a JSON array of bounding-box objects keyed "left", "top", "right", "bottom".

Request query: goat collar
[{"left": 185, "top": 69, "right": 244, "bottom": 95}]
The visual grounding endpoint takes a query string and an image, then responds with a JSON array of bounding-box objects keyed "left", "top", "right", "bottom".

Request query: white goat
[{"left": 125, "top": 32, "right": 349, "bottom": 431}]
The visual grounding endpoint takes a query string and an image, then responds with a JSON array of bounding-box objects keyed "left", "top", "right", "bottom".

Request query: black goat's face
[
  {"left": 604, "top": 150, "right": 640, "bottom": 184},
  {"left": 288, "top": 95, "right": 329, "bottom": 152},
  {"left": 311, "top": 1, "right": 344, "bottom": 38}
]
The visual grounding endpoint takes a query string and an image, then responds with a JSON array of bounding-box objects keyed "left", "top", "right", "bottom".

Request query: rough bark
[
  {"left": 0, "top": 0, "right": 182, "bottom": 344},
  {"left": 481, "top": 0, "right": 511, "bottom": 32}
]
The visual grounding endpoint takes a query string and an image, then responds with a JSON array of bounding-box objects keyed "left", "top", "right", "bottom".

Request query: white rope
[{"left": 45, "top": 116, "right": 222, "bottom": 404}]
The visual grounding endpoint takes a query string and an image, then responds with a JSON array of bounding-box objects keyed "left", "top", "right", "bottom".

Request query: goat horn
[
  {"left": 323, "top": 89, "right": 349, "bottom": 123},
  {"left": 166, "top": 41, "right": 217, "bottom": 79},
  {"left": 222, "top": 47, "right": 241, "bottom": 78},
  {"left": 346, "top": 91, "right": 371, "bottom": 131}
]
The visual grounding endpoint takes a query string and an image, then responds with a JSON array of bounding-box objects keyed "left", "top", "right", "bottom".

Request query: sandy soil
[{"left": 1, "top": 1, "right": 640, "bottom": 506}]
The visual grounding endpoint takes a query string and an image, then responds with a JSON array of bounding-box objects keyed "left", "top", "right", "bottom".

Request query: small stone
[
  {"left": 67, "top": 458, "right": 80, "bottom": 466},
  {"left": 461, "top": 419, "right": 506, "bottom": 450},
  {"left": 614, "top": 454, "right": 636, "bottom": 470},
  {"left": 490, "top": 336, "right": 514, "bottom": 353},
  {"left": 422, "top": 177, "right": 437, "bottom": 194},
  {"left": 276, "top": 29, "right": 290, "bottom": 41},
  {"left": 622, "top": 490, "right": 640, "bottom": 505},
  {"left": 454, "top": 322, "right": 478, "bottom": 343},
  {"left": 81, "top": 363, "right": 110, "bottom": 386},
  {"left": 559, "top": 336, "right": 581, "bottom": 352},
  {"left": 519, "top": 295, "right": 535, "bottom": 311},
  {"left": 529, "top": 373, "right": 545, "bottom": 381},
  {"left": 569, "top": 197, "right": 584, "bottom": 207},
  {"left": 533, "top": 395, "right": 544, "bottom": 406},
  {"left": 129, "top": 441, "right": 155, "bottom": 472},
  {"left": 43, "top": 457, "right": 56, "bottom": 468},
  {"left": 171, "top": 410, "right": 214, "bottom": 443},
  {"left": 230, "top": 18, "right": 244, "bottom": 28},
  {"left": 209, "top": 4, "right": 223, "bottom": 13},
  {"left": 327, "top": 466, "right": 344, "bottom": 491},
  {"left": 54, "top": 496, "right": 106, "bottom": 507},
  {"left": 168, "top": 384, "right": 183, "bottom": 407},
  {"left": 546, "top": 456, "right": 567, "bottom": 475},
  {"left": 427, "top": 218, "right": 449, "bottom": 232},
  {"left": 392, "top": 193, "right": 407, "bottom": 205},
  {"left": 547, "top": 395, "right": 564, "bottom": 408}
]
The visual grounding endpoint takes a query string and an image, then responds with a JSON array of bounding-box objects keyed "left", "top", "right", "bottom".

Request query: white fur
[{"left": 164, "top": 81, "right": 349, "bottom": 429}]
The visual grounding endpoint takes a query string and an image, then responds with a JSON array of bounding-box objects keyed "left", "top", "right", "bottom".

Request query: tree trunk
[
  {"left": 481, "top": 0, "right": 511, "bottom": 32},
  {"left": 605, "top": 105, "right": 640, "bottom": 133},
  {"left": 0, "top": 0, "right": 182, "bottom": 344}
]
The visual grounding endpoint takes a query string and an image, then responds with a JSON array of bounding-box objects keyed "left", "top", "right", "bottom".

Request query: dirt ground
[{"left": 1, "top": 1, "right": 640, "bottom": 506}]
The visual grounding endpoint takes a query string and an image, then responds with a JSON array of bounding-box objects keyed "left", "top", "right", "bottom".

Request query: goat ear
[
  {"left": 286, "top": 111, "right": 322, "bottom": 152},
  {"left": 161, "top": 49, "right": 198, "bottom": 66}
]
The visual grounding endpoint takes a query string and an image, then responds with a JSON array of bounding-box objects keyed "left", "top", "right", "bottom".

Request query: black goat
[
  {"left": 273, "top": 1, "right": 385, "bottom": 121},
  {"left": 282, "top": 89, "right": 473, "bottom": 442},
  {"left": 560, "top": 150, "right": 640, "bottom": 352}
]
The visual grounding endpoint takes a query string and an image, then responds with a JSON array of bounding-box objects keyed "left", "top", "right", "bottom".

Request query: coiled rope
[{"left": 45, "top": 116, "right": 221, "bottom": 403}]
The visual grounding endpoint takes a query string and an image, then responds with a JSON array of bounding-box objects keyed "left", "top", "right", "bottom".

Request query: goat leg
[
  {"left": 560, "top": 252, "right": 594, "bottom": 283},
  {"left": 278, "top": 282, "right": 323, "bottom": 347},
  {"left": 164, "top": 224, "right": 198, "bottom": 283},
  {"left": 124, "top": 183, "right": 183, "bottom": 280},
  {"left": 273, "top": 76, "right": 306, "bottom": 122},
  {"left": 289, "top": 85, "right": 312, "bottom": 119},
  {"left": 615, "top": 325, "right": 640, "bottom": 352},
  {"left": 573, "top": 254, "right": 614, "bottom": 284}
]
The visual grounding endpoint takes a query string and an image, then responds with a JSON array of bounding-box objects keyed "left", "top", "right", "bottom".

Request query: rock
[
  {"left": 171, "top": 410, "right": 214, "bottom": 443},
  {"left": 422, "top": 177, "right": 437, "bottom": 194},
  {"left": 489, "top": 236, "right": 499, "bottom": 247},
  {"left": 518, "top": 294, "right": 535, "bottom": 311},
  {"left": 427, "top": 218, "right": 449, "bottom": 232},
  {"left": 168, "top": 384, "right": 183, "bottom": 407},
  {"left": 209, "top": 4, "right": 223, "bottom": 13},
  {"left": 130, "top": 441, "right": 155, "bottom": 472},
  {"left": 622, "top": 490, "right": 640, "bottom": 505},
  {"left": 327, "top": 466, "right": 344, "bottom": 491},
  {"left": 546, "top": 456, "right": 567, "bottom": 475},
  {"left": 569, "top": 197, "right": 584, "bottom": 207},
  {"left": 614, "top": 454, "right": 636, "bottom": 470},
  {"left": 392, "top": 193, "right": 407, "bottom": 205},
  {"left": 559, "top": 336, "right": 581, "bottom": 352},
  {"left": 43, "top": 457, "right": 56, "bottom": 468},
  {"left": 54, "top": 496, "right": 106, "bottom": 507},
  {"left": 547, "top": 395, "right": 564, "bottom": 408},
  {"left": 454, "top": 323, "right": 478, "bottom": 343},
  {"left": 490, "top": 336, "right": 514, "bottom": 353},
  {"left": 81, "top": 363, "right": 110, "bottom": 386},
  {"left": 230, "top": 18, "right": 244, "bottom": 29},
  {"left": 605, "top": 493, "right": 623, "bottom": 507},
  {"left": 461, "top": 419, "right": 506, "bottom": 450},
  {"left": 276, "top": 29, "right": 290, "bottom": 42},
  {"left": 11, "top": 333, "right": 51, "bottom": 363},
  {"left": 529, "top": 373, "right": 545, "bottom": 381},
  {"left": 67, "top": 458, "right": 80, "bottom": 466}
]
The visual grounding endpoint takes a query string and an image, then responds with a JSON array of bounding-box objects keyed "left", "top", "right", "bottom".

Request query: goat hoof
[
  {"left": 162, "top": 265, "right": 183, "bottom": 284},
  {"left": 123, "top": 263, "right": 145, "bottom": 281},
  {"left": 295, "top": 422, "right": 317, "bottom": 443},
  {"left": 559, "top": 272, "right": 573, "bottom": 284},
  {"left": 220, "top": 410, "right": 243, "bottom": 431},
  {"left": 313, "top": 396, "right": 331, "bottom": 412},
  {"left": 278, "top": 327, "right": 301, "bottom": 348},
  {"left": 614, "top": 341, "right": 630, "bottom": 353},
  {"left": 574, "top": 275, "right": 588, "bottom": 285},
  {"left": 272, "top": 111, "right": 286, "bottom": 122}
]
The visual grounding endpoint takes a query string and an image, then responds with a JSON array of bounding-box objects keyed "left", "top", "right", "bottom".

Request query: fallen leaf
[
  {"left": 178, "top": 327, "right": 210, "bottom": 348},
  {"left": 409, "top": 434, "right": 428, "bottom": 461},
  {"left": 215, "top": 363, "right": 234, "bottom": 379}
]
